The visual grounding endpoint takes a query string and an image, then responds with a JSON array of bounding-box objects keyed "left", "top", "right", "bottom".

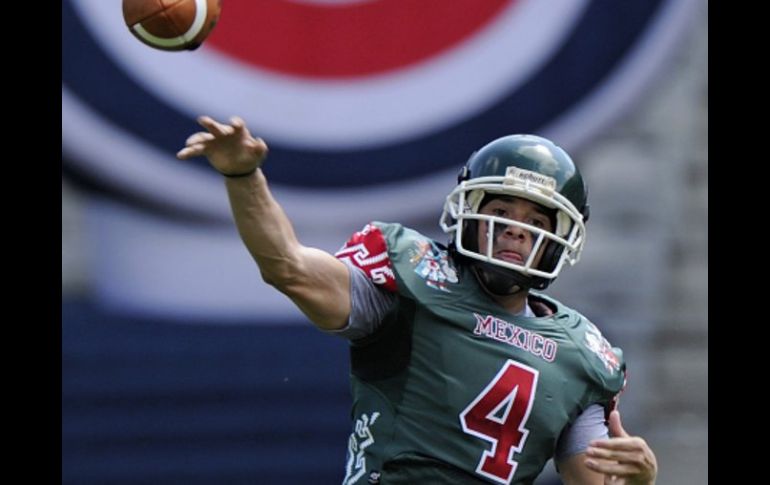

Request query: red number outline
[{"left": 459, "top": 360, "right": 539, "bottom": 484}]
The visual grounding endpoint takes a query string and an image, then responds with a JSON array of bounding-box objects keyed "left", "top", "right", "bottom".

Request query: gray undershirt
[{"left": 326, "top": 260, "right": 608, "bottom": 462}]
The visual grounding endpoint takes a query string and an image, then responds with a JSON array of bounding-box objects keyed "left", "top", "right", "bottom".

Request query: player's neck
[{"left": 491, "top": 290, "right": 530, "bottom": 316}]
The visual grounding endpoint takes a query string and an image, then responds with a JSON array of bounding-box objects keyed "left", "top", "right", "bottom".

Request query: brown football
[{"left": 122, "top": 0, "right": 222, "bottom": 52}]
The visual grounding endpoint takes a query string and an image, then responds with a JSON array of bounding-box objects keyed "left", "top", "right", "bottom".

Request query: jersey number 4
[{"left": 459, "top": 360, "right": 539, "bottom": 484}]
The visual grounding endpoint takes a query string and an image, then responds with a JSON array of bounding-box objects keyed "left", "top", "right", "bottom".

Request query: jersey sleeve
[
  {"left": 574, "top": 319, "right": 627, "bottom": 411},
  {"left": 554, "top": 403, "right": 609, "bottom": 463},
  {"left": 335, "top": 223, "right": 397, "bottom": 292},
  {"left": 323, "top": 259, "right": 397, "bottom": 341}
]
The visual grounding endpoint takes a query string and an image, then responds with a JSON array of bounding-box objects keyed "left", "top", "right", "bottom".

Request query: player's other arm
[
  {"left": 583, "top": 410, "right": 657, "bottom": 484},
  {"left": 559, "top": 409, "right": 657, "bottom": 485},
  {"left": 555, "top": 404, "right": 606, "bottom": 485},
  {"left": 558, "top": 453, "right": 604, "bottom": 485},
  {"left": 177, "top": 115, "right": 351, "bottom": 330}
]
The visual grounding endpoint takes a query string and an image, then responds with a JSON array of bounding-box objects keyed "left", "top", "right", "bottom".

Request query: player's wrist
[{"left": 218, "top": 167, "right": 258, "bottom": 178}]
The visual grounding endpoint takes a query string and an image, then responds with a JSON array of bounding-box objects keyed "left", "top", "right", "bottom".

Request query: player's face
[{"left": 477, "top": 197, "right": 554, "bottom": 267}]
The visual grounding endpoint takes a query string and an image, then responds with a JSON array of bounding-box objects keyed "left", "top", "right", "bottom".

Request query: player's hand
[
  {"left": 584, "top": 410, "right": 657, "bottom": 485},
  {"left": 176, "top": 115, "right": 268, "bottom": 176}
]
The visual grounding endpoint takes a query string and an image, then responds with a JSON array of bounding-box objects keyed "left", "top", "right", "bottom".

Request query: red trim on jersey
[
  {"left": 605, "top": 369, "right": 628, "bottom": 422},
  {"left": 335, "top": 224, "right": 397, "bottom": 292}
]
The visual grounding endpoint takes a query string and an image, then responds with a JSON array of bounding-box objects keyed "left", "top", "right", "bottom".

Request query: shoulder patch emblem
[
  {"left": 409, "top": 239, "right": 458, "bottom": 292},
  {"left": 336, "top": 224, "right": 397, "bottom": 292},
  {"left": 583, "top": 322, "right": 621, "bottom": 374}
]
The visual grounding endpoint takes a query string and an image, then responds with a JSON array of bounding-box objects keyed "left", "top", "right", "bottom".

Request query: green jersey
[{"left": 335, "top": 222, "right": 625, "bottom": 484}]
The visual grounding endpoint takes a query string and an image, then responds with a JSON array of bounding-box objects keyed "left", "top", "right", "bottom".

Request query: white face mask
[{"left": 439, "top": 174, "right": 586, "bottom": 281}]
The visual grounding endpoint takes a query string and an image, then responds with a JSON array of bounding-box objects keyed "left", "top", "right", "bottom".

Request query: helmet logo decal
[{"left": 504, "top": 167, "right": 557, "bottom": 196}]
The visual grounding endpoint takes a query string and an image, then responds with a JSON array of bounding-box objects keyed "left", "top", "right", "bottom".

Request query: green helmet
[{"left": 439, "top": 134, "right": 589, "bottom": 292}]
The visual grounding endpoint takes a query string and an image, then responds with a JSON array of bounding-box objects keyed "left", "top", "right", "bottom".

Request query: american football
[{"left": 122, "top": 0, "right": 221, "bottom": 51}]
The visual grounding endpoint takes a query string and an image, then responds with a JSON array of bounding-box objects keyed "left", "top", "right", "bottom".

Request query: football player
[{"left": 178, "top": 115, "right": 658, "bottom": 485}]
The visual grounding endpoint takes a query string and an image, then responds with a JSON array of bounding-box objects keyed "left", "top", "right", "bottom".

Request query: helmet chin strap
[{"left": 471, "top": 263, "right": 529, "bottom": 297}]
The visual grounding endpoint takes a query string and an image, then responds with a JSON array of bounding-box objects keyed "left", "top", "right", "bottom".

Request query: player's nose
[{"left": 500, "top": 221, "right": 527, "bottom": 240}]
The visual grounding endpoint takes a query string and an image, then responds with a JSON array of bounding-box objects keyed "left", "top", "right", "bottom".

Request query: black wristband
[{"left": 219, "top": 168, "right": 257, "bottom": 178}]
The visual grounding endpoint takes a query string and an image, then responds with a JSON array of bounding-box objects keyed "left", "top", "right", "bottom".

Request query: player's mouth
[{"left": 495, "top": 250, "right": 524, "bottom": 264}]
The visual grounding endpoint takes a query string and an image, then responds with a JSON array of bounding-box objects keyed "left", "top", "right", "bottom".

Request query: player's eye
[{"left": 528, "top": 218, "right": 546, "bottom": 229}]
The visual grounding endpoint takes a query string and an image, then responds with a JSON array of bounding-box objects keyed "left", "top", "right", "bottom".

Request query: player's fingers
[
  {"left": 585, "top": 445, "right": 618, "bottom": 460},
  {"left": 176, "top": 144, "right": 205, "bottom": 159},
  {"left": 198, "top": 115, "right": 235, "bottom": 137},
  {"left": 584, "top": 458, "right": 641, "bottom": 476},
  {"left": 230, "top": 116, "right": 245, "bottom": 131},
  {"left": 608, "top": 410, "right": 629, "bottom": 438},
  {"left": 197, "top": 115, "right": 216, "bottom": 128},
  {"left": 185, "top": 132, "right": 215, "bottom": 146},
  {"left": 590, "top": 436, "right": 647, "bottom": 452},
  {"left": 586, "top": 445, "right": 646, "bottom": 465},
  {"left": 244, "top": 136, "right": 266, "bottom": 151}
]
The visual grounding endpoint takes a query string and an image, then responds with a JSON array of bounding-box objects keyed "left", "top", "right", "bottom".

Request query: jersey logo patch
[
  {"left": 409, "top": 239, "right": 458, "bottom": 292},
  {"left": 343, "top": 412, "right": 380, "bottom": 485},
  {"left": 336, "top": 224, "right": 397, "bottom": 292},
  {"left": 583, "top": 322, "right": 621, "bottom": 374}
]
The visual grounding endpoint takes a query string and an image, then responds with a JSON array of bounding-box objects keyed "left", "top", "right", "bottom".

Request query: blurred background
[{"left": 62, "top": 0, "right": 707, "bottom": 483}]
